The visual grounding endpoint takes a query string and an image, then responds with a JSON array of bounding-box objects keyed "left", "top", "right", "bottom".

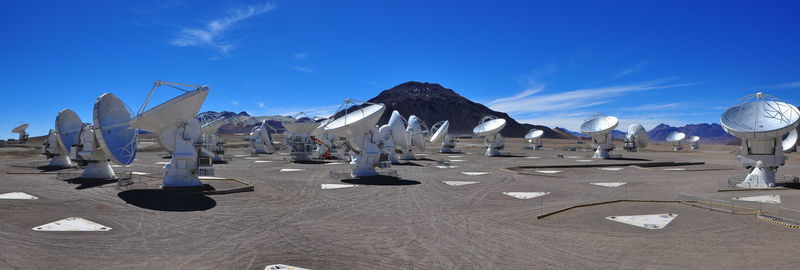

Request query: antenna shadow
[
  {"left": 38, "top": 166, "right": 71, "bottom": 172},
  {"left": 67, "top": 178, "right": 117, "bottom": 189},
  {"left": 117, "top": 189, "right": 217, "bottom": 211},
  {"left": 292, "top": 160, "right": 330, "bottom": 165},
  {"left": 341, "top": 176, "right": 420, "bottom": 186},
  {"left": 392, "top": 162, "right": 423, "bottom": 167}
]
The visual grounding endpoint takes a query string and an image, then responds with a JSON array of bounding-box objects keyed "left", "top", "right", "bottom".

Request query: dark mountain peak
[
  {"left": 372, "top": 81, "right": 463, "bottom": 103},
  {"left": 238, "top": 111, "right": 250, "bottom": 117},
  {"left": 652, "top": 123, "right": 672, "bottom": 129}
]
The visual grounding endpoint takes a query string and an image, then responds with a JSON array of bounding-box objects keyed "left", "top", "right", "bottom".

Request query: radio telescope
[
  {"left": 580, "top": 113, "right": 618, "bottom": 159},
  {"left": 378, "top": 110, "right": 406, "bottom": 163},
  {"left": 721, "top": 92, "right": 800, "bottom": 188},
  {"left": 199, "top": 116, "right": 229, "bottom": 162},
  {"left": 782, "top": 129, "right": 798, "bottom": 153},
  {"left": 12, "top": 122, "right": 29, "bottom": 142},
  {"left": 41, "top": 129, "right": 72, "bottom": 168},
  {"left": 666, "top": 131, "right": 686, "bottom": 151},
  {"left": 62, "top": 94, "right": 137, "bottom": 179},
  {"left": 129, "top": 81, "right": 212, "bottom": 187},
  {"left": 283, "top": 112, "right": 321, "bottom": 162},
  {"left": 403, "top": 115, "right": 428, "bottom": 159},
  {"left": 250, "top": 120, "right": 277, "bottom": 154},
  {"left": 473, "top": 116, "right": 506, "bottom": 156},
  {"left": 429, "top": 120, "right": 456, "bottom": 153},
  {"left": 623, "top": 123, "right": 648, "bottom": 152},
  {"left": 525, "top": 129, "right": 544, "bottom": 150},
  {"left": 320, "top": 99, "right": 388, "bottom": 177},
  {"left": 687, "top": 136, "right": 700, "bottom": 150}
]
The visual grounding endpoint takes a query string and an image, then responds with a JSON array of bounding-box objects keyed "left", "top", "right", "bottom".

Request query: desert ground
[{"left": 1, "top": 137, "right": 800, "bottom": 269}]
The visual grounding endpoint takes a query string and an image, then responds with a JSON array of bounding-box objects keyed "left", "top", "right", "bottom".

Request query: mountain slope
[
  {"left": 366, "top": 81, "right": 568, "bottom": 138},
  {"left": 648, "top": 123, "right": 735, "bottom": 144}
]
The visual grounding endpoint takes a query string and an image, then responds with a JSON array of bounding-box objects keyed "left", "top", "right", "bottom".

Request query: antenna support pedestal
[{"left": 81, "top": 161, "right": 115, "bottom": 179}]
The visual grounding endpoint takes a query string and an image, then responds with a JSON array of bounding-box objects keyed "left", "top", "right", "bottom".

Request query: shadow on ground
[
  {"left": 342, "top": 176, "right": 421, "bottom": 186},
  {"left": 118, "top": 189, "right": 217, "bottom": 211},
  {"left": 67, "top": 178, "right": 117, "bottom": 189}
]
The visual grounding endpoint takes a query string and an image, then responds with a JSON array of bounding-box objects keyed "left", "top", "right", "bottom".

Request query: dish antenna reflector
[
  {"left": 666, "top": 131, "right": 686, "bottom": 151},
  {"left": 64, "top": 93, "right": 138, "bottom": 179},
  {"left": 623, "top": 123, "right": 648, "bottom": 152},
  {"left": 430, "top": 120, "right": 456, "bottom": 153},
  {"left": 283, "top": 112, "right": 321, "bottom": 162},
  {"left": 11, "top": 122, "right": 29, "bottom": 142},
  {"left": 129, "top": 81, "right": 212, "bottom": 187},
  {"left": 250, "top": 120, "right": 277, "bottom": 154},
  {"left": 378, "top": 110, "right": 407, "bottom": 163},
  {"left": 320, "top": 99, "right": 388, "bottom": 177},
  {"left": 782, "top": 129, "right": 798, "bottom": 153},
  {"left": 580, "top": 113, "right": 618, "bottom": 159},
  {"left": 41, "top": 129, "right": 72, "bottom": 168},
  {"left": 401, "top": 115, "right": 428, "bottom": 159},
  {"left": 687, "top": 136, "right": 700, "bottom": 150},
  {"left": 720, "top": 92, "right": 800, "bottom": 188},
  {"left": 473, "top": 116, "right": 506, "bottom": 156},
  {"left": 525, "top": 129, "right": 544, "bottom": 150},
  {"left": 56, "top": 109, "right": 82, "bottom": 158}
]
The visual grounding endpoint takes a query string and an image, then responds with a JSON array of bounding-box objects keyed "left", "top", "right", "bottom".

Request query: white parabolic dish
[
  {"left": 430, "top": 120, "right": 450, "bottom": 143},
  {"left": 284, "top": 121, "right": 320, "bottom": 135},
  {"left": 687, "top": 136, "right": 700, "bottom": 143},
  {"left": 473, "top": 118, "right": 506, "bottom": 137},
  {"left": 525, "top": 129, "right": 544, "bottom": 139},
  {"left": 666, "top": 131, "right": 686, "bottom": 142},
  {"left": 387, "top": 110, "right": 409, "bottom": 148},
  {"left": 12, "top": 123, "right": 29, "bottom": 133},
  {"left": 721, "top": 98, "right": 800, "bottom": 139},
  {"left": 93, "top": 93, "right": 137, "bottom": 165},
  {"left": 130, "top": 87, "right": 210, "bottom": 133},
  {"left": 580, "top": 114, "right": 618, "bottom": 135},
  {"left": 324, "top": 104, "right": 386, "bottom": 139},
  {"left": 56, "top": 109, "right": 83, "bottom": 155}
]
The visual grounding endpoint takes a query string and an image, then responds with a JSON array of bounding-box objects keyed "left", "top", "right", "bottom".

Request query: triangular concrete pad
[
  {"left": 245, "top": 157, "right": 262, "bottom": 160},
  {"left": 435, "top": 165, "right": 459, "bottom": 169},
  {"left": 321, "top": 184, "right": 357, "bottom": 190},
  {"left": 733, "top": 194, "right": 781, "bottom": 204},
  {"left": 449, "top": 159, "right": 466, "bottom": 162},
  {"left": 663, "top": 168, "right": 686, "bottom": 171},
  {"left": 0, "top": 192, "right": 38, "bottom": 200},
  {"left": 198, "top": 176, "right": 228, "bottom": 180},
  {"left": 325, "top": 162, "right": 344, "bottom": 165},
  {"left": 442, "top": 181, "right": 478, "bottom": 186},
  {"left": 461, "top": 172, "right": 490, "bottom": 176},
  {"left": 599, "top": 167, "right": 624, "bottom": 171},
  {"left": 503, "top": 192, "right": 550, "bottom": 199},
  {"left": 566, "top": 156, "right": 580, "bottom": 159},
  {"left": 130, "top": 172, "right": 149, "bottom": 175},
  {"left": 33, "top": 217, "right": 111, "bottom": 231},
  {"left": 591, "top": 182, "right": 626, "bottom": 188},
  {"left": 254, "top": 160, "right": 273, "bottom": 163},
  {"left": 154, "top": 161, "right": 169, "bottom": 165},
  {"left": 606, "top": 213, "right": 677, "bottom": 230},
  {"left": 280, "top": 168, "right": 305, "bottom": 172},
  {"left": 535, "top": 170, "right": 562, "bottom": 174},
  {"left": 234, "top": 154, "right": 250, "bottom": 157},
  {"left": 265, "top": 264, "right": 310, "bottom": 270},
  {"left": 524, "top": 156, "right": 541, "bottom": 159},
  {"left": 448, "top": 155, "right": 463, "bottom": 158},
  {"left": 576, "top": 159, "right": 593, "bottom": 162}
]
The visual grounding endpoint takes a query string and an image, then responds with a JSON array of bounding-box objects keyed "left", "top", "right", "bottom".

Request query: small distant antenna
[
  {"left": 666, "top": 131, "right": 686, "bottom": 151},
  {"left": 473, "top": 115, "right": 507, "bottom": 156},
  {"left": 579, "top": 113, "right": 618, "bottom": 159}
]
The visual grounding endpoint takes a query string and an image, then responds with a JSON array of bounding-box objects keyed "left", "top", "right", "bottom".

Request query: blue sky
[{"left": 2, "top": 0, "right": 800, "bottom": 139}]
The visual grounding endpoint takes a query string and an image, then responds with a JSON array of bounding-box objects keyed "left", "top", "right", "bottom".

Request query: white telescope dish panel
[
  {"left": 687, "top": 136, "right": 700, "bottom": 143},
  {"left": 525, "top": 129, "right": 544, "bottom": 139},
  {"left": 720, "top": 94, "right": 800, "bottom": 139},
  {"left": 473, "top": 118, "right": 506, "bottom": 137},
  {"left": 93, "top": 93, "right": 137, "bottom": 165},
  {"left": 783, "top": 129, "right": 798, "bottom": 152},
  {"left": 580, "top": 113, "right": 618, "bottom": 135},
  {"left": 627, "top": 123, "right": 648, "bottom": 148},
  {"left": 159, "top": 117, "right": 202, "bottom": 153},
  {"left": 387, "top": 110, "right": 409, "bottom": 148},
  {"left": 324, "top": 104, "right": 386, "bottom": 139},
  {"left": 407, "top": 115, "right": 426, "bottom": 149},
  {"left": 201, "top": 117, "right": 227, "bottom": 135},
  {"left": 12, "top": 123, "right": 29, "bottom": 133},
  {"left": 56, "top": 109, "right": 82, "bottom": 155},
  {"left": 130, "top": 87, "right": 210, "bottom": 133},
  {"left": 284, "top": 122, "right": 321, "bottom": 135},
  {"left": 430, "top": 120, "right": 450, "bottom": 143},
  {"left": 259, "top": 120, "right": 274, "bottom": 145},
  {"left": 666, "top": 131, "right": 686, "bottom": 142}
]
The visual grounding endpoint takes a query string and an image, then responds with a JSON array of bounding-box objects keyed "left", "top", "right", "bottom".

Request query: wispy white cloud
[
  {"left": 488, "top": 79, "right": 691, "bottom": 115},
  {"left": 170, "top": 2, "right": 275, "bottom": 56},
  {"left": 294, "top": 53, "right": 309, "bottom": 60},
  {"left": 618, "top": 102, "right": 686, "bottom": 111},
  {"left": 292, "top": 66, "right": 313, "bottom": 73},
  {"left": 768, "top": 81, "right": 800, "bottom": 89},
  {"left": 616, "top": 61, "right": 648, "bottom": 78},
  {"left": 231, "top": 100, "right": 239, "bottom": 107},
  {"left": 257, "top": 102, "right": 265, "bottom": 108}
]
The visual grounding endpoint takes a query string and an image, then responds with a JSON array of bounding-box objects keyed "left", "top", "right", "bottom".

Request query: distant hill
[
  {"left": 366, "top": 81, "right": 569, "bottom": 138},
  {"left": 648, "top": 123, "right": 735, "bottom": 144}
]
